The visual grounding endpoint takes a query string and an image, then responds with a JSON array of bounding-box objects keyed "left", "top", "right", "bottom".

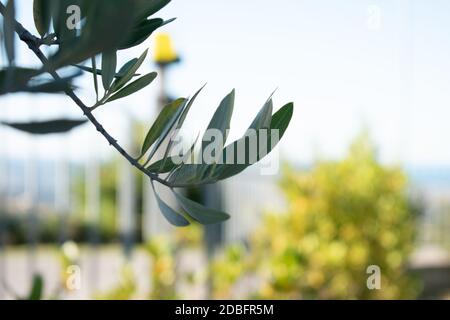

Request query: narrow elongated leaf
[
  {"left": 106, "top": 72, "right": 157, "bottom": 103},
  {"left": 48, "top": 0, "right": 138, "bottom": 68},
  {"left": 174, "top": 191, "right": 230, "bottom": 225},
  {"left": 151, "top": 181, "right": 189, "bottom": 227},
  {"left": 146, "top": 99, "right": 188, "bottom": 162},
  {"left": 119, "top": 19, "right": 164, "bottom": 50},
  {"left": 154, "top": 86, "right": 206, "bottom": 172},
  {"left": 141, "top": 98, "right": 186, "bottom": 156},
  {"left": 215, "top": 102, "right": 293, "bottom": 180},
  {"left": 168, "top": 164, "right": 201, "bottom": 185},
  {"left": 270, "top": 102, "right": 294, "bottom": 139},
  {"left": 73, "top": 64, "right": 141, "bottom": 78},
  {"left": 111, "top": 50, "right": 148, "bottom": 92},
  {"left": 91, "top": 57, "right": 99, "bottom": 99},
  {"left": 28, "top": 274, "right": 44, "bottom": 300},
  {"left": 101, "top": 50, "right": 117, "bottom": 91},
  {"left": 4, "top": 0, "right": 16, "bottom": 64},
  {"left": 148, "top": 135, "right": 199, "bottom": 174},
  {"left": 147, "top": 157, "right": 178, "bottom": 174},
  {"left": 177, "top": 85, "right": 206, "bottom": 129},
  {"left": 33, "top": 0, "right": 51, "bottom": 37},
  {"left": 195, "top": 89, "right": 235, "bottom": 178},
  {"left": 161, "top": 18, "right": 176, "bottom": 27},
  {"left": 136, "top": 0, "right": 171, "bottom": 21},
  {"left": 1, "top": 119, "right": 87, "bottom": 134},
  {"left": 250, "top": 98, "right": 273, "bottom": 130},
  {"left": 170, "top": 96, "right": 275, "bottom": 185},
  {"left": 201, "top": 89, "right": 235, "bottom": 151},
  {"left": 51, "top": 0, "right": 77, "bottom": 48},
  {"left": 117, "top": 58, "right": 139, "bottom": 76}
]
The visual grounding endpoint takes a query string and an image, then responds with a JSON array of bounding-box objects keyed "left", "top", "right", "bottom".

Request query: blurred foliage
[
  {"left": 73, "top": 158, "right": 144, "bottom": 243},
  {"left": 146, "top": 222, "right": 203, "bottom": 299},
  {"left": 95, "top": 264, "right": 137, "bottom": 300},
  {"left": 211, "top": 134, "right": 421, "bottom": 299},
  {"left": 95, "top": 223, "right": 203, "bottom": 300}
]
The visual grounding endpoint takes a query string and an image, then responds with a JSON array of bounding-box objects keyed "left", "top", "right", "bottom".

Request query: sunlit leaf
[
  {"left": 141, "top": 98, "right": 186, "bottom": 156},
  {"left": 201, "top": 89, "right": 234, "bottom": 151},
  {"left": 73, "top": 64, "right": 141, "bottom": 79},
  {"left": 174, "top": 191, "right": 230, "bottom": 225},
  {"left": 148, "top": 136, "right": 199, "bottom": 174},
  {"left": 147, "top": 157, "right": 178, "bottom": 174},
  {"left": 106, "top": 72, "right": 157, "bottom": 103},
  {"left": 111, "top": 49, "right": 148, "bottom": 92},
  {"left": 48, "top": 0, "right": 138, "bottom": 68},
  {"left": 215, "top": 101, "right": 293, "bottom": 180},
  {"left": 151, "top": 181, "right": 190, "bottom": 227}
]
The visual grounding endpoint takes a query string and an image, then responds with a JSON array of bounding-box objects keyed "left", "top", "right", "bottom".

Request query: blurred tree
[{"left": 211, "top": 134, "right": 420, "bottom": 299}]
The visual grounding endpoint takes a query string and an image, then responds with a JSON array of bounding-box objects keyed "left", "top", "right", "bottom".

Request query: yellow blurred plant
[
  {"left": 146, "top": 223, "right": 204, "bottom": 299},
  {"left": 212, "top": 134, "right": 420, "bottom": 299}
]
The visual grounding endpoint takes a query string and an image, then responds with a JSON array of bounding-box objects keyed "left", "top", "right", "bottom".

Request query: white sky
[{"left": 1, "top": 0, "right": 450, "bottom": 168}]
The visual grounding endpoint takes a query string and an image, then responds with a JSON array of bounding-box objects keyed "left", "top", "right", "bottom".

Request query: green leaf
[
  {"left": 148, "top": 135, "right": 199, "bottom": 174},
  {"left": 111, "top": 49, "right": 148, "bottom": 92},
  {"left": 154, "top": 86, "right": 205, "bottom": 171},
  {"left": 51, "top": 0, "right": 77, "bottom": 48},
  {"left": 215, "top": 101, "right": 293, "bottom": 180},
  {"left": 73, "top": 64, "right": 141, "bottom": 78},
  {"left": 91, "top": 57, "right": 99, "bottom": 100},
  {"left": 1, "top": 119, "right": 87, "bottom": 134},
  {"left": 136, "top": 0, "right": 171, "bottom": 21},
  {"left": 146, "top": 100, "right": 189, "bottom": 163},
  {"left": 28, "top": 274, "right": 44, "bottom": 300},
  {"left": 48, "top": 0, "right": 138, "bottom": 69},
  {"left": 201, "top": 89, "right": 235, "bottom": 151},
  {"left": 250, "top": 97, "right": 273, "bottom": 130},
  {"left": 168, "top": 164, "right": 200, "bottom": 185},
  {"left": 119, "top": 19, "right": 164, "bottom": 50},
  {"left": 174, "top": 191, "right": 230, "bottom": 225},
  {"left": 177, "top": 85, "right": 206, "bottom": 129},
  {"left": 106, "top": 72, "right": 157, "bottom": 103},
  {"left": 151, "top": 181, "right": 190, "bottom": 227},
  {"left": 4, "top": 0, "right": 16, "bottom": 65},
  {"left": 101, "top": 50, "right": 117, "bottom": 91},
  {"left": 147, "top": 157, "right": 179, "bottom": 174},
  {"left": 33, "top": 0, "right": 51, "bottom": 37},
  {"left": 270, "top": 102, "right": 294, "bottom": 139},
  {"left": 141, "top": 98, "right": 186, "bottom": 156}
]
